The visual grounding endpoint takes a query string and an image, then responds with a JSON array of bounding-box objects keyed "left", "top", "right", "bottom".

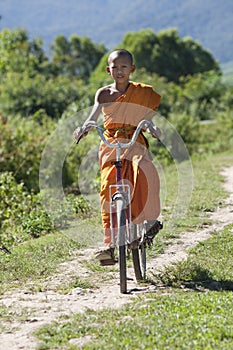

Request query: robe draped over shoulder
[{"left": 102, "top": 81, "right": 161, "bottom": 129}]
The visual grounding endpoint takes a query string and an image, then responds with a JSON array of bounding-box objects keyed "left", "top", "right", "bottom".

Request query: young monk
[{"left": 73, "top": 49, "right": 162, "bottom": 263}]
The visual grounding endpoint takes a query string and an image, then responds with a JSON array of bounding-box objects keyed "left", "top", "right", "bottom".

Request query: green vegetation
[
  {"left": 0, "top": 232, "right": 83, "bottom": 294},
  {"left": 0, "top": 169, "right": 92, "bottom": 250},
  {"left": 95, "top": 28, "right": 220, "bottom": 83},
  {"left": 0, "top": 304, "right": 34, "bottom": 334},
  {"left": 221, "top": 60, "right": 233, "bottom": 85},
  {"left": 155, "top": 224, "right": 233, "bottom": 291},
  {"left": 35, "top": 290, "right": 233, "bottom": 349},
  {"left": 1, "top": 152, "right": 232, "bottom": 348}
]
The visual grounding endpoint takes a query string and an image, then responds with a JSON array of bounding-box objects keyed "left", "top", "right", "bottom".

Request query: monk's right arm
[{"left": 73, "top": 89, "right": 102, "bottom": 141}]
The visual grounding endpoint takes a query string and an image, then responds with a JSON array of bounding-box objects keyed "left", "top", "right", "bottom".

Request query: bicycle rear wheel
[
  {"left": 132, "top": 224, "right": 147, "bottom": 282},
  {"left": 132, "top": 248, "right": 143, "bottom": 281},
  {"left": 116, "top": 196, "right": 127, "bottom": 294}
]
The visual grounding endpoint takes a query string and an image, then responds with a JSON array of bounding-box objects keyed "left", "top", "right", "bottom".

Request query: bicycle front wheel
[{"left": 116, "top": 196, "right": 127, "bottom": 294}]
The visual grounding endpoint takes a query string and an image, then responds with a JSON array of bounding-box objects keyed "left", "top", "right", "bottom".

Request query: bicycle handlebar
[{"left": 76, "top": 119, "right": 154, "bottom": 149}]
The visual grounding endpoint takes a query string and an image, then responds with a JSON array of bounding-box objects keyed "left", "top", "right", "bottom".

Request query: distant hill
[{"left": 1, "top": 0, "right": 232, "bottom": 64}]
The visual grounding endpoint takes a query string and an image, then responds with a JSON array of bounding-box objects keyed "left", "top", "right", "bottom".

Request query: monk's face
[{"left": 106, "top": 54, "right": 135, "bottom": 84}]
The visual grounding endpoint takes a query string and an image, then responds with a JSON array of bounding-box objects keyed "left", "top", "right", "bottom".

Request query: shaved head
[{"left": 108, "top": 49, "right": 133, "bottom": 65}]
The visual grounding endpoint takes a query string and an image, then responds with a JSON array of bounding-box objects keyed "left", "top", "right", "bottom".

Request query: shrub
[
  {"left": 0, "top": 172, "right": 54, "bottom": 249},
  {"left": 0, "top": 172, "right": 92, "bottom": 250},
  {"left": 0, "top": 113, "right": 52, "bottom": 192}
]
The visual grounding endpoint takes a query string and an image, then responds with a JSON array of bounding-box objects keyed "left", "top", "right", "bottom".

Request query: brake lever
[{"left": 76, "top": 131, "right": 88, "bottom": 144}]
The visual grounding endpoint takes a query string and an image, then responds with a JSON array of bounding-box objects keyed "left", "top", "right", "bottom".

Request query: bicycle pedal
[
  {"left": 146, "top": 220, "right": 163, "bottom": 239},
  {"left": 147, "top": 239, "right": 153, "bottom": 248},
  {"left": 100, "top": 259, "right": 117, "bottom": 266}
]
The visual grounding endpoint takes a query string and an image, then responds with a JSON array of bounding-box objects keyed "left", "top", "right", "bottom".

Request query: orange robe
[{"left": 99, "top": 82, "right": 161, "bottom": 246}]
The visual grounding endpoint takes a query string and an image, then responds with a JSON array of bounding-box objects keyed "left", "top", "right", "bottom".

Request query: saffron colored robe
[{"left": 99, "top": 82, "right": 161, "bottom": 246}]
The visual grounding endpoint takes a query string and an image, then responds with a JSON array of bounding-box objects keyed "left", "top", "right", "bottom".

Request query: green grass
[
  {"left": 0, "top": 154, "right": 232, "bottom": 289},
  {"left": 0, "top": 305, "right": 35, "bottom": 333},
  {"left": 153, "top": 224, "right": 233, "bottom": 290},
  {"left": 0, "top": 232, "right": 83, "bottom": 294},
  {"left": 34, "top": 222, "right": 233, "bottom": 350},
  {"left": 35, "top": 290, "right": 233, "bottom": 350},
  {"left": 149, "top": 152, "right": 232, "bottom": 257},
  {"left": 57, "top": 276, "right": 96, "bottom": 294}
]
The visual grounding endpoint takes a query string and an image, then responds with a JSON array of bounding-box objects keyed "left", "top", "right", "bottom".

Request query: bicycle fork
[
  {"left": 109, "top": 147, "right": 131, "bottom": 248},
  {"left": 110, "top": 186, "right": 131, "bottom": 247}
]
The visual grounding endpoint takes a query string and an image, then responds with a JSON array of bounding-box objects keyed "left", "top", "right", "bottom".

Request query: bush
[
  {"left": 0, "top": 172, "right": 54, "bottom": 248},
  {"left": 169, "top": 112, "right": 200, "bottom": 155},
  {"left": 197, "top": 109, "right": 233, "bottom": 155},
  {"left": 0, "top": 113, "right": 53, "bottom": 192},
  {"left": 0, "top": 172, "right": 92, "bottom": 250}
]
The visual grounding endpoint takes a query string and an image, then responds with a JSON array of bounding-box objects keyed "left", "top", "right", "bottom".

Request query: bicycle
[{"left": 77, "top": 119, "right": 162, "bottom": 294}]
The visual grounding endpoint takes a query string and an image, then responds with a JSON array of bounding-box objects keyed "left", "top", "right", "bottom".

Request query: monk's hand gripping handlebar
[{"left": 74, "top": 126, "right": 90, "bottom": 144}]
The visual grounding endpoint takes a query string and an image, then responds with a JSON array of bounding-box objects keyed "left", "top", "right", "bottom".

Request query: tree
[
  {"left": 0, "top": 72, "right": 87, "bottom": 118},
  {"left": 50, "top": 34, "right": 107, "bottom": 80},
  {"left": 119, "top": 28, "right": 220, "bottom": 82},
  {"left": 0, "top": 29, "right": 91, "bottom": 118},
  {"left": 122, "top": 29, "right": 159, "bottom": 72},
  {"left": 0, "top": 28, "right": 48, "bottom": 76}
]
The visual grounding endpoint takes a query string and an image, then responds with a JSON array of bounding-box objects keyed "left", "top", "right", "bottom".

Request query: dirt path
[{"left": 0, "top": 166, "right": 233, "bottom": 350}]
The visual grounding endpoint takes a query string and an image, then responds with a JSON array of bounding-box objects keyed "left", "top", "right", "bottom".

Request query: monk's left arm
[{"left": 144, "top": 110, "right": 161, "bottom": 139}]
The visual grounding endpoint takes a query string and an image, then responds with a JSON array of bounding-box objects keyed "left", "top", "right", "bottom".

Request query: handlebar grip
[
  {"left": 76, "top": 136, "right": 82, "bottom": 145},
  {"left": 76, "top": 131, "right": 88, "bottom": 144}
]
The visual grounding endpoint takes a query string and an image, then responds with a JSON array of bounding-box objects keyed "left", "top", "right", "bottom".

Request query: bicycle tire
[
  {"left": 116, "top": 196, "right": 127, "bottom": 294},
  {"left": 132, "top": 248, "right": 143, "bottom": 282},
  {"left": 132, "top": 224, "right": 147, "bottom": 282},
  {"left": 140, "top": 242, "right": 147, "bottom": 280}
]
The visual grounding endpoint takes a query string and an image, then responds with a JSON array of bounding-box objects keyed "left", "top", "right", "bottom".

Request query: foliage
[
  {"left": 0, "top": 27, "right": 228, "bottom": 122},
  {"left": 0, "top": 72, "right": 87, "bottom": 118},
  {"left": 0, "top": 29, "right": 103, "bottom": 118},
  {"left": 1, "top": 152, "right": 233, "bottom": 348},
  {"left": 0, "top": 28, "right": 47, "bottom": 76},
  {"left": 50, "top": 34, "right": 107, "bottom": 80},
  {"left": 168, "top": 112, "right": 200, "bottom": 154},
  {"left": 93, "top": 28, "right": 220, "bottom": 83},
  {"left": 0, "top": 171, "right": 91, "bottom": 251},
  {"left": 0, "top": 172, "right": 54, "bottom": 248},
  {"left": 0, "top": 28, "right": 232, "bottom": 251},
  {"left": 221, "top": 60, "right": 233, "bottom": 86},
  {"left": 0, "top": 113, "right": 52, "bottom": 191},
  {"left": 177, "top": 71, "right": 226, "bottom": 120},
  {"left": 197, "top": 109, "right": 233, "bottom": 155}
]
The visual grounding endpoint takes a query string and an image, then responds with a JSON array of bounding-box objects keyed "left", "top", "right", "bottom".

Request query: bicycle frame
[{"left": 78, "top": 119, "right": 156, "bottom": 292}]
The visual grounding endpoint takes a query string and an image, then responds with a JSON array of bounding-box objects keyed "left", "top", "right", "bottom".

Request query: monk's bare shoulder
[{"left": 95, "top": 84, "right": 121, "bottom": 104}]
